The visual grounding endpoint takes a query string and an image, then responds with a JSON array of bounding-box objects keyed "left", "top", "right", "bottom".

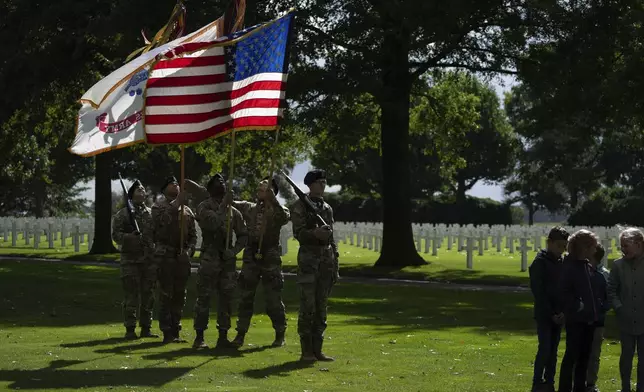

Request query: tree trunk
[
  {"left": 455, "top": 176, "right": 467, "bottom": 206},
  {"left": 90, "top": 153, "right": 117, "bottom": 254},
  {"left": 569, "top": 187, "right": 579, "bottom": 210},
  {"left": 455, "top": 175, "right": 467, "bottom": 224},
  {"left": 375, "top": 21, "right": 426, "bottom": 268},
  {"left": 34, "top": 183, "right": 46, "bottom": 218},
  {"left": 527, "top": 202, "right": 536, "bottom": 226}
]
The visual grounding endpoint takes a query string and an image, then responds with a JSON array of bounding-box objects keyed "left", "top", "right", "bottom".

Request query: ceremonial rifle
[
  {"left": 278, "top": 170, "right": 327, "bottom": 227},
  {"left": 118, "top": 173, "right": 140, "bottom": 233}
]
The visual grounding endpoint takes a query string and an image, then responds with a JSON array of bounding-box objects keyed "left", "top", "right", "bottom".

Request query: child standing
[
  {"left": 558, "top": 229, "right": 605, "bottom": 392},
  {"left": 530, "top": 226, "right": 570, "bottom": 392},
  {"left": 586, "top": 244, "right": 611, "bottom": 392}
]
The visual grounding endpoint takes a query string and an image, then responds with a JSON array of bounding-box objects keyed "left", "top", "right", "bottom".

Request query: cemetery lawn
[
  {"left": 0, "top": 259, "right": 624, "bottom": 392},
  {"left": 0, "top": 237, "right": 624, "bottom": 286}
]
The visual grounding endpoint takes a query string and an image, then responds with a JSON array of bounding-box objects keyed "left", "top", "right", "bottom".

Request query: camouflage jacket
[
  {"left": 291, "top": 196, "right": 338, "bottom": 257},
  {"left": 112, "top": 204, "right": 154, "bottom": 260},
  {"left": 232, "top": 200, "right": 289, "bottom": 250},
  {"left": 197, "top": 197, "right": 249, "bottom": 258},
  {"left": 147, "top": 197, "right": 197, "bottom": 256}
]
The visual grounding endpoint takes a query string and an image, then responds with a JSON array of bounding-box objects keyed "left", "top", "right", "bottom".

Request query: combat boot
[
  {"left": 271, "top": 330, "right": 285, "bottom": 347},
  {"left": 299, "top": 336, "right": 316, "bottom": 362},
  {"left": 172, "top": 327, "right": 187, "bottom": 343},
  {"left": 162, "top": 329, "right": 174, "bottom": 344},
  {"left": 312, "top": 336, "right": 335, "bottom": 362},
  {"left": 124, "top": 326, "right": 138, "bottom": 340},
  {"left": 139, "top": 326, "right": 159, "bottom": 338},
  {"left": 216, "top": 329, "right": 234, "bottom": 349},
  {"left": 231, "top": 331, "right": 245, "bottom": 348},
  {"left": 192, "top": 330, "right": 208, "bottom": 349}
]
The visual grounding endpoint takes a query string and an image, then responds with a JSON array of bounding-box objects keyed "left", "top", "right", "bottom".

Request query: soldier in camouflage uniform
[
  {"left": 291, "top": 169, "right": 339, "bottom": 362},
  {"left": 111, "top": 180, "right": 157, "bottom": 340},
  {"left": 147, "top": 176, "right": 197, "bottom": 344},
  {"left": 192, "top": 174, "right": 249, "bottom": 349},
  {"left": 229, "top": 177, "right": 290, "bottom": 348}
]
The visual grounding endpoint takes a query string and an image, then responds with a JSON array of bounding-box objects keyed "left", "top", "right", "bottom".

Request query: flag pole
[
  {"left": 255, "top": 130, "right": 280, "bottom": 259},
  {"left": 225, "top": 130, "right": 237, "bottom": 250},
  {"left": 180, "top": 144, "right": 185, "bottom": 253}
]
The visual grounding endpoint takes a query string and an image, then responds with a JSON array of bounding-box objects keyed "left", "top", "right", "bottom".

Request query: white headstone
[
  {"left": 533, "top": 232, "right": 541, "bottom": 251},
  {"left": 477, "top": 232, "right": 485, "bottom": 256},
  {"left": 24, "top": 221, "right": 30, "bottom": 245},
  {"left": 517, "top": 237, "right": 531, "bottom": 272},
  {"left": 11, "top": 220, "right": 17, "bottom": 247},
  {"left": 375, "top": 232, "right": 381, "bottom": 252},
  {"left": 74, "top": 225, "right": 80, "bottom": 252},
  {"left": 61, "top": 222, "right": 67, "bottom": 247},
  {"left": 600, "top": 238, "right": 612, "bottom": 266},
  {"left": 465, "top": 237, "right": 477, "bottom": 269},
  {"left": 48, "top": 222, "right": 54, "bottom": 249},
  {"left": 33, "top": 222, "right": 40, "bottom": 249},
  {"left": 507, "top": 235, "right": 514, "bottom": 254}
]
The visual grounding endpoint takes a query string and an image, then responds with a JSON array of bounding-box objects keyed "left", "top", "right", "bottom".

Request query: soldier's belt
[{"left": 247, "top": 242, "right": 280, "bottom": 250}]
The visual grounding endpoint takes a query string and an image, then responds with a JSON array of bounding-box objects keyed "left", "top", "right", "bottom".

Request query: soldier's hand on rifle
[
  {"left": 176, "top": 191, "right": 188, "bottom": 205},
  {"left": 314, "top": 225, "right": 332, "bottom": 241},
  {"left": 222, "top": 190, "right": 233, "bottom": 207}
]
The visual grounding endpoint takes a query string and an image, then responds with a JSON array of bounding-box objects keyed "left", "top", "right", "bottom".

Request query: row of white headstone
[
  {"left": 0, "top": 217, "right": 291, "bottom": 256},
  {"left": 332, "top": 223, "right": 625, "bottom": 271},
  {"left": 0, "top": 218, "right": 628, "bottom": 270},
  {"left": 0, "top": 217, "right": 95, "bottom": 252}
]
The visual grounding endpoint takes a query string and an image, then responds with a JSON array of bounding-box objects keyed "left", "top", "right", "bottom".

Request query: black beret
[
  {"left": 127, "top": 180, "right": 144, "bottom": 199},
  {"left": 303, "top": 169, "right": 326, "bottom": 186},
  {"left": 207, "top": 173, "right": 225, "bottom": 190},
  {"left": 161, "top": 176, "right": 178, "bottom": 191},
  {"left": 262, "top": 176, "right": 279, "bottom": 196}
]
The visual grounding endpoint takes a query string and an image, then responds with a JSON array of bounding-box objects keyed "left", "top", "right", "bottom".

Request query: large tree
[
  {"left": 277, "top": 0, "right": 531, "bottom": 267},
  {"left": 311, "top": 71, "right": 517, "bottom": 225}
]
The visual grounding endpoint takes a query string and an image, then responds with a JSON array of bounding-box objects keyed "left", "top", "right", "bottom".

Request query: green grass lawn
[
  {"left": 0, "top": 259, "right": 625, "bottom": 392},
  {"left": 1, "top": 233, "right": 624, "bottom": 286}
]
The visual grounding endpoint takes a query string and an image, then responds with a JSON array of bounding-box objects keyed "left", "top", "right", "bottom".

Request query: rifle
[
  {"left": 278, "top": 170, "right": 327, "bottom": 227},
  {"left": 118, "top": 173, "right": 140, "bottom": 233}
]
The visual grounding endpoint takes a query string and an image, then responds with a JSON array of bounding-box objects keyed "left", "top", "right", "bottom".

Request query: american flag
[{"left": 144, "top": 12, "right": 294, "bottom": 144}]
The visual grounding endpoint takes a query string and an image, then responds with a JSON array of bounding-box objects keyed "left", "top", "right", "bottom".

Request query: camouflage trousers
[
  {"left": 120, "top": 261, "right": 158, "bottom": 328},
  {"left": 193, "top": 254, "right": 237, "bottom": 331},
  {"left": 236, "top": 249, "right": 286, "bottom": 333},
  {"left": 297, "top": 246, "right": 337, "bottom": 338},
  {"left": 156, "top": 255, "right": 191, "bottom": 332}
]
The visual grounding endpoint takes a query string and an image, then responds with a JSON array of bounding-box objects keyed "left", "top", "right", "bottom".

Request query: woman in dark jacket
[{"left": 558, "top": 229, "right": 604, "bottom": 392}]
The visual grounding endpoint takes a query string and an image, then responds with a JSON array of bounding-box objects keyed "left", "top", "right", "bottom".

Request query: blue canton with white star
[{"left": 223, "top": 13, "right": 292, "bottom": 82}]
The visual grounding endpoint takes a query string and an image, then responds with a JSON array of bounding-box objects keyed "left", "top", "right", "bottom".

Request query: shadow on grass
[
  {"left": 140, "top": 344, "right": 273, "bottom": 361},
  {"left": 0, "top": 260, "right": 541, "bottom": 337},
  {"left": 0, "top": 360, "right": 192, "bottom": 390},
  {"left": 243, "top": 360, "right": 314, "bottom": 379},
  {"left": 94, "top": 341, "right": 167, "bottom": 354},
  {"left": 60, "top": 337, "right": 128, "bottom": 348},
  {"left": 282, "top": 264, "right": 530, "bottom": 287}
]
